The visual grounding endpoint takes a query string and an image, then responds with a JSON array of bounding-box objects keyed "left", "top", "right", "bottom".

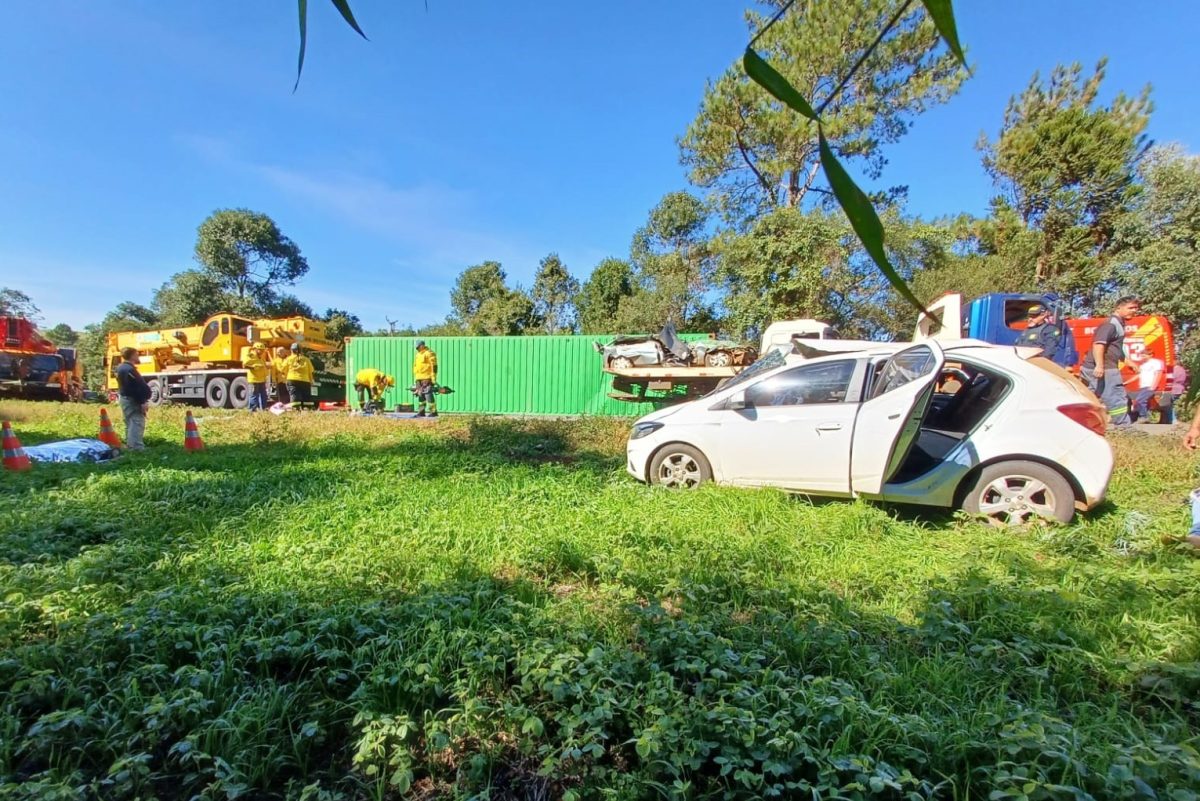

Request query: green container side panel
[{"left": 345, "top": 334, "right": 708, "bottom": 417}]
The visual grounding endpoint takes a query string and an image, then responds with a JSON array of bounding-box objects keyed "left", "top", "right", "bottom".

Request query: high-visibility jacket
[
  {"left": 271, "top": 356, "right": 289, "bottom": 383},
  {"left": 355, "top": 368, "right": 392, "bottom": 401},
  {"left": 413, "top": 349, "right": 437, "bottom": 381},
  {"left": 283, "top": 354, "right": 314, "bottom": 383},
  {"left": 355, "top": 368, "right": 386, "bottom": 387},
  {"left": 244, "top": 351, "right": 270, "bottom": 383}
]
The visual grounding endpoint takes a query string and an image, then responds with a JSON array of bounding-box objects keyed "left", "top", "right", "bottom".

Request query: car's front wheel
[
  {"left": 961, "top": 460, "right": 1075, "bottom": 526},
  {"left": 649, "top": 444, "right": 712, "bottom": 489}
]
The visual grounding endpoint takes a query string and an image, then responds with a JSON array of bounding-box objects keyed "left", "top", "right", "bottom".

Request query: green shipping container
[{"left": 345, "top": 335, "right": 704, "bottom": 417}]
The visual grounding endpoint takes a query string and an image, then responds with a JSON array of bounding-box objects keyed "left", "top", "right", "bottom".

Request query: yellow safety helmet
[{"left": 386, "top": 376, "right": 396, "bottom": 387}]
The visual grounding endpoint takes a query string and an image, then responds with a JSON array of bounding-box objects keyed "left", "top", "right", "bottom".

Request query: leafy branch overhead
[{"left": 741, "top": 0, "right": 969, "bottom": 321}]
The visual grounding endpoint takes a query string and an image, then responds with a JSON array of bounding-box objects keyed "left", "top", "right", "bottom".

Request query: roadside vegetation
[{"left": 2, "top": 401, "right": 1197, "bottom": 799}]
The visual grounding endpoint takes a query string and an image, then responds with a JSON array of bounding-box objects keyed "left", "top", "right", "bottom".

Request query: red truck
[{"left": 0, "top": 317, "right": 83, "bottom": 401}]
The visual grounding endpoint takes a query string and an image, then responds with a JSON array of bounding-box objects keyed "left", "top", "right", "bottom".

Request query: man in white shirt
[{"left": 1132, "top": 355, "right": 1164, "bottom": 423}]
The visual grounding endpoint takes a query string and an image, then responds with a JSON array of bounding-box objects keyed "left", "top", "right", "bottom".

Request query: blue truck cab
[{"left": 917, "top": 293, "right": 1079, "bottom": 367}]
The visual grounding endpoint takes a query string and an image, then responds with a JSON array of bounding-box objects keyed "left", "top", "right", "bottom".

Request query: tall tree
[
  {"left": 680, "top": 0, "right": 964, "bottom": 223},
  {"left": 623, "top": 192, "right": 716, "bottom": 329},
  {"left": 151, "top": 270, "right": 237, "bottom": 326},
  {"left": 1113, "top": 145, "right": 1200, "bottom": 333},
  {"left": 576, "top": 258, "right": 635, "bottom": 334},
  {"left": 448, "top": 261, "right": 539, "bottom": 335},
  {"left": 0, "top": 288, "right": 40, "bottom": 320},
  {"left": 715, "top": 208, "right": 845, "bottom": 338},
  {"left": 530, "top": 253, "right": 580, "bottom": 334},
  {"left": 42, "top": 323, "right": 79, "bottom": 347},
  {"left": 194, "top": 209, "right": 309, "bottom": 305},
  {"left": 978, "top": 60, "right": 1151, "bottom": 296}
]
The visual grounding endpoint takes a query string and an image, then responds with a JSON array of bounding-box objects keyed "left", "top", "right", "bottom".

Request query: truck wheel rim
[
  {"left": 977, "top": 474, "right": 1056, "bottom": 526},
  {"left": 658, "top": 453, "right": 702, "bottom": 488}
]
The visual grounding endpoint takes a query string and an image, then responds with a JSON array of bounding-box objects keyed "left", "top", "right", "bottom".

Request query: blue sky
[{"left": 1, "top": 1, "right": 1196, "bottom": 332}]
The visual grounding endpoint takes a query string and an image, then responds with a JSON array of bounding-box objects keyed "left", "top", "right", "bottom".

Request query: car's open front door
[{"left": 850, "top": 341, "right": 944, "bottom": 495}]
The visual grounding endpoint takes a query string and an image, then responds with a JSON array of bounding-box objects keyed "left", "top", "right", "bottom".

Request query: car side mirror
[{"left": 728, "top": 390, "right": 749, "bottom": 411}]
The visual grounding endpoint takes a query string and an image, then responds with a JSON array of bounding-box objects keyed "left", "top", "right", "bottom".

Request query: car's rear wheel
[
  {"left": 611, "top": 356, "right": 634, "bottom": 370},
  {"left": 705, "top": 350, "right": 732, "bottom": 367},
  {"left": 961, "top": 460, "right": 1075, "bottom": 526},
  {"left": 649, "top": 444, "right": 712, "bottom": 489}
]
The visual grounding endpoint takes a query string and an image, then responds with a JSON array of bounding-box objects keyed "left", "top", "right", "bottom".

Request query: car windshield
[{"left": 720, "top": 349, "right": 785, "bottom": 391}]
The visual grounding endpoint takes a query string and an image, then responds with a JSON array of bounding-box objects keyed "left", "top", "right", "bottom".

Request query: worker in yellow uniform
[
  {"left": 353, "top": 368, "right": 395, "bottom": 412},
  {"left": 412, "top": 340, "right": 438, "bottom": 417},
  {"left": 282, "top": 343, "right": 315, "bottom": 410},
  {"left": 271, "top": 346, "right": 291, "bottom": 406},
  {"left": 244, "top": 342, "right": 271, "bottom": 412}
]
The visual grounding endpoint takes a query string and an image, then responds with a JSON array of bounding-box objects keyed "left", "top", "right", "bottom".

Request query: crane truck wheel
[
  {"left": 146, "top": 379, "right": 163, "bottom": 406},
  {"left": 229, "top": 377, "right": 250, "bottom": 409},
  {"left": 205, "top": 377, "right": 231, "bottom": 409}
]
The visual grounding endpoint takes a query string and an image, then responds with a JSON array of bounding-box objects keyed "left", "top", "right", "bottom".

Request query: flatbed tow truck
[{"left": 602, "top": 319, "right": 835, "bottom": 404}]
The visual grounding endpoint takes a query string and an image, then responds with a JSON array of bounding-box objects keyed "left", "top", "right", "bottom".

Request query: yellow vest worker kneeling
[
  {"left": 412, "top": 341, "right": 438, "bottom": 417},
  {"left": 280, "top": 343, "right": 315, "bottom": 410},
  {"left": 354, "top": 368, "right": 395, "bottom": 411}
]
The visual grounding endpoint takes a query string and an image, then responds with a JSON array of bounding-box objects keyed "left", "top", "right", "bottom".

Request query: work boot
[
  {"left": 415, "top": 410, "right": 426, "bottom": 418},
  {"left": 429, "top": 412, "right": 438, "bottom": 418}
]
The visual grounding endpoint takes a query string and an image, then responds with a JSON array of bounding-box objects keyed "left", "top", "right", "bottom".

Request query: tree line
[{"left": 11, "top": 0, "right": 1200, "bottom": 385}]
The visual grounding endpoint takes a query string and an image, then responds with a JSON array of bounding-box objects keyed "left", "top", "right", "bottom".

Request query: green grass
[{"left": 1, "top": 400, "right": 1198, "bottom": 800}]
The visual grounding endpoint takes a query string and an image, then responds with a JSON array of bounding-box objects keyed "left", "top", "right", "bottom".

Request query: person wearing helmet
[
  {"left": 271, "top": 346, "right": 291, "bottom": 407},
  {"left": 353, "top": 367, "right": 395, "bottom": 412},
  {"left": 412, "top": 340, "right": 438, "bottom": 417},
  {"left": 282, "top": 343, "right": 315, "bottom": 410},
  {"left": 243, "top": 342, "right": 271, "bottom": 412}
]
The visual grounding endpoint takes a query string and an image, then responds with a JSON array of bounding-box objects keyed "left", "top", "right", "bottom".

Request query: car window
[
  {"left": 745, "top": 360, "right": 856, "bottom": 407},
  {"left": 872, "top": 345, "right": 938, "bottom": 399},
  {"left": 721, "top": 348, "right": 785, "bottom": 391}
]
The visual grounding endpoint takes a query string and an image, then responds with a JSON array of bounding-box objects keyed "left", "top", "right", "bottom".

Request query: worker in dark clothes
[
  {"left": 114, "top": 347, "right": 151, "bottom": 450},
  {"left": 1017, "top": 304, "right": 1061, "bottom": 357},
  {"left": 1081, "top": 296, "right": 1141, "bottom": 428}
]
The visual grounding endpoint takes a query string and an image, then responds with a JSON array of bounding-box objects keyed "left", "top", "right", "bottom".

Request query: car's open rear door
[{"left": 850, "top": 341, "right": 944, "bottom": 495}]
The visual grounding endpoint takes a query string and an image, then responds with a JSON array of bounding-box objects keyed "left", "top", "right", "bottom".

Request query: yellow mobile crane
[{"left": 106, "top": 313, "right": 341, "bottom": 408}]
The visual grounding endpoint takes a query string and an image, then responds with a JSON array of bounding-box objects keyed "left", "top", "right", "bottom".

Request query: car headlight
[{"left": 630, "top": 421, "right": 664, "bottom": 440}]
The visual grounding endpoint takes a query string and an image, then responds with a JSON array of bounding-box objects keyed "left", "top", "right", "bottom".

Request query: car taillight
[{"left": 1057, "top": 403, "right": 1106, "bottom": 435}]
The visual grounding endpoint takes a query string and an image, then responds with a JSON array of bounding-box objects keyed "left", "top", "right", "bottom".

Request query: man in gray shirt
[{"left": 1080, "top": 296, "right": 1140, "bottom": 428}]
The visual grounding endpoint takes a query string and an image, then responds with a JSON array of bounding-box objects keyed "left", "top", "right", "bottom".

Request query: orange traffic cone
[
  {"left": 2, "top": 421, "right": 32, "bottom": 472},
  {"left": 183, "top": 411, "right": 205, "bottom": 452},
  {"left": 98, "top": 407, "right": 123, "bottom": 449}
]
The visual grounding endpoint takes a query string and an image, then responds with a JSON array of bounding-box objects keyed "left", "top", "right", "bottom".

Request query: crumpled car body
[{"left": 595, "top": 323, "right": 693, "bottom": 369}]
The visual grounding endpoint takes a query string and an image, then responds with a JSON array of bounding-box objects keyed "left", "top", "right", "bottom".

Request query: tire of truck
[
  {"left": 229, "top": 377, "right": 250, "bottom": 409},
  {"left": 146, "top": 379, "right": 163, "bottom": 406},
  {"left": 205, "top": 377, "right": 230, "bottom": 409}
]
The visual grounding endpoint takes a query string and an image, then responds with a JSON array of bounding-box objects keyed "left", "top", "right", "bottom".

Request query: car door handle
[
  {"left": 816, "top": 422, "right": 843, "bottom": 431},
  {"left": 887, "top": 413, "right": 901, "bottom": 420}
]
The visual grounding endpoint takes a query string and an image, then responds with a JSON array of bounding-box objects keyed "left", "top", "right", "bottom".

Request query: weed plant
[{"left": 1, "top": 401, "right": 1198, "bottom": 799}]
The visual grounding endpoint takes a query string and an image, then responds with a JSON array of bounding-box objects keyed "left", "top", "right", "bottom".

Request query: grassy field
[{"left": 1, "top": 399, "right": 1198, "bottom": 800}]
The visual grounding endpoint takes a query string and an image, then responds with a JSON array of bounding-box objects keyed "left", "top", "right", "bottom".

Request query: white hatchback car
[{"left": 626, "top": 340, "right": 1113, "bottom": 525}]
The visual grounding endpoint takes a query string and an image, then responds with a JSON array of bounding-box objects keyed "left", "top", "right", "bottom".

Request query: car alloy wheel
[{"left": 963, "top": 460, "right": 1075, "bottom": 526}]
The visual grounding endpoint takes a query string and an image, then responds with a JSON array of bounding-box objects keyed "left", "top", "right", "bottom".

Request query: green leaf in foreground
[
  {"left": 920, "top": 0, "right": 967, "bottom": 70},
  {"left": 743, "top": 47, "right": 817, "bottom": 121},
  {"left": 294, "top": 0, "right": 309, "bottom": 92},
  {"left": 329, "top": 0, "right": 369, "bottom": 40},
  {"left": 295, "top": 0, "right": 369, "bottom": 90},
  {"left": 818, "top": 130, "right": 937, "bottom": 322}
]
